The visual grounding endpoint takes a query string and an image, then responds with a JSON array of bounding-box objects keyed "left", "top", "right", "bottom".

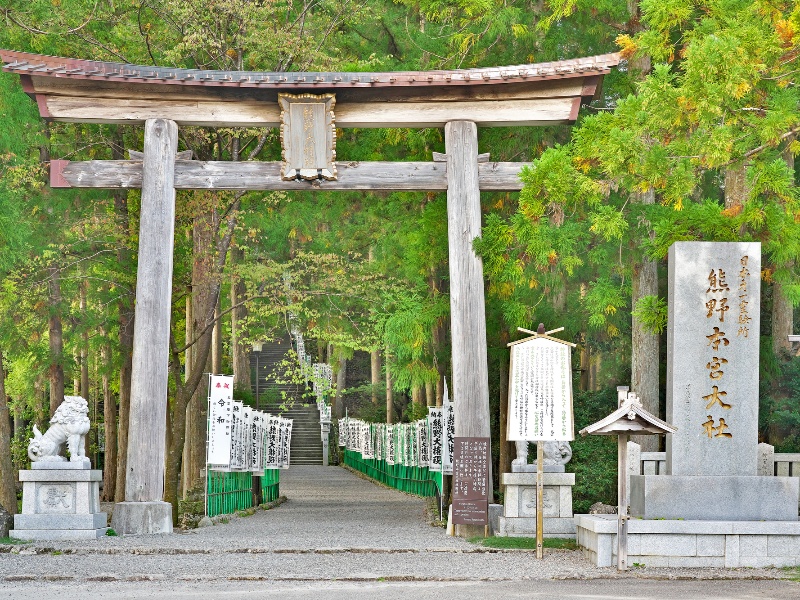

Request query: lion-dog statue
[{"left": 28, "top": 396, "right": 91, "bottom": 464}]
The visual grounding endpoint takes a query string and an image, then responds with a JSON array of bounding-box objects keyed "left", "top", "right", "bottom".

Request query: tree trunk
[
  {"left": 231, "top": 248, "right": 250, "bottom": 391},
  {"left": 773, "top": 144, "right": 795, "bottom": 359},
  {"left": 185, "top": 289, "right": 193, "bottom": 382},
  {"left": 113, "top": 128, "right": 134, "bottom": 503},
  {"left": 212, "top": 299, "right": 222, "bottom": 374},
  {"left": 631, "top": 189, "right": 660, "bottom": 452},
  {"left": 100, "top": 336, "right": 117, "bottom": 501},
  {"left": 411, "top": 385, "right": 423, "bottom": 411},
  {"left": 80, "top": 277, "right": 91, "bottom": 456},
  {"left": 625, "top": 3, "right": 660, "bottom": 451},
  {"left": 0, "top": 350, "right": 16, "bottom": 514},
  {"left": 184, "top": 208, "right": 217, "bottom": 498},
  {"left": 386, "top": 348, "right": 394, "bottom": 424},
  {"left": 370, "top": 350, "right": 381, "bottom": 405},
  {"left": 334, "top": 355, "right": 347, "bottom": 418},
  {"left": 425, "top": 379, "right": 434, "bottom": 407},
  {"left": 725, "top": 164, "right": 749, "bottom": 210},
  {"left": 498, "top": 333, "right": 512, "bottom": 489},
  {"left": 48, "top": 264, "right": 65, "bottom": 418}
]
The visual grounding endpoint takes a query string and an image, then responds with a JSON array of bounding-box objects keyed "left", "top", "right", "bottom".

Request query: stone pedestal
[
  {"left": 12, "top": 465, "right": 107, "bottom": 540},
  {"left": 110, "top": 501, "right": 173, "bottom": 535},
  {"left": 631, "top": 475, "right": 799, "bottom": 521},
  {"left": 577, "top": 514, "right": 800, "bottom": 568},
  {"left": 497, "top": 472, "right": 576, "bottom": 538}
]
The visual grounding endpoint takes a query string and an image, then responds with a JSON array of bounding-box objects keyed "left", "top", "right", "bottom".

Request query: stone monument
[
  {"left": 577, "top": 242, "right": 800, "bottom": 569},
  {"left": 630, "top": 242, "right": 799, "bottom": 520},
  {"left": 11, "top": 396, "right": 108, "bottom": 540}
]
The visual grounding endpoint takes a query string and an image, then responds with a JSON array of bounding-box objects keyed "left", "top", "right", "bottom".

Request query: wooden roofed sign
[
  {"left": 507, "top": 326, "right": 576, "bottom": 442},
  {"left": 579, "top": 390, "right": 677, "bottom": 437}
]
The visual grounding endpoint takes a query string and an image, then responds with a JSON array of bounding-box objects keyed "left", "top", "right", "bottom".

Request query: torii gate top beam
[{"left": 1, "top": 50, "right": 620, "bottom": 128}]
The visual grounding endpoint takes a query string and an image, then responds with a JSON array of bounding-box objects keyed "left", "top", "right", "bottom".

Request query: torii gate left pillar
[{"left": 110, "top": 119, "right": 177, "bottom": 535}]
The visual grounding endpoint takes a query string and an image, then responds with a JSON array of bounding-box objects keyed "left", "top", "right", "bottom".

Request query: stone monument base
[
  {"left": 630, "top": 475, "right": 800, "bottom": 521},
  {"left": 110, "top": 501, "right": 173, "bottom": 535},
  {"left": 576, "top": 514, "right": 800, "bottom": 568},
  {"left": 496, "top": 472, "right": 576, "bottom": 538},
  {"left": 12, "top": 467, "right": 107, "bottom": 541}
]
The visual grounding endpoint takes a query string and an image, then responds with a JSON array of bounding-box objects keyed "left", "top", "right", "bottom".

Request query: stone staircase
[{"left": 272, "top": 404, "right": 324, "bottom": 466}]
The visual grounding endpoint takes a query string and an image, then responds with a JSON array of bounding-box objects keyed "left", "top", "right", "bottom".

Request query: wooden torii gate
[{"left": 1, "top": 49, "right": 620, "bottom": 536}]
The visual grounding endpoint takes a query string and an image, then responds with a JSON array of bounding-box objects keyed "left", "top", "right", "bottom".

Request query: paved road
[
  {"left": 1, "top": 466, "right": 798, "bottom": 599},
  {"left": 2, "top": 579, "right": 799, "bottom": 600}
]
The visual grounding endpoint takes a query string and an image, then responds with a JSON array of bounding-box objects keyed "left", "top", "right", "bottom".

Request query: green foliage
[
  {"left": 632, "top": 295, "right": 669, "bottom": 335},
  {"left": 760, "top": 357, "right": 800, "bottom": 453},
  {"left": 569, "top": 388, "right": 620, "bottom": 513}
]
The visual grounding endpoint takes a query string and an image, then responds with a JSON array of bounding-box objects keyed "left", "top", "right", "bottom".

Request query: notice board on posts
[{"left": 451, "top": 437, "right": 490, "bottom": 525}]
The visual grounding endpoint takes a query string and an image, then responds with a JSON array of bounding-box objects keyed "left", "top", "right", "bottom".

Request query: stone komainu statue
[
  {"left": 28, "top": 396, "right": 90, "bottom": 463},
  {"left": 512, "top": 440, "right": 573, "bottom": 469}
]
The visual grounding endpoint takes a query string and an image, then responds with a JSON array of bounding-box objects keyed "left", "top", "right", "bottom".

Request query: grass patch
[
  {"left": 469, "top": 536, "right": 577, "bottom": 550},
  {"left": 0, "top": 536, "right": 30, "bottom": 545},
  {"left": 105, "top": 528, "right": 118, "bottom": 536},
  {"left": 782, "top": 566, "right": 800, "bottom": 581}
]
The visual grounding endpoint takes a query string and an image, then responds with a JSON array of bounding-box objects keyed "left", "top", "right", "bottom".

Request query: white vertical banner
[
  {"left": 386, "top": 425, "right": 395, "bottom": 465},
  {"left": 375, "top": 424, "right": 384, "bottom": 461},
  {"left": 416, "top": 419, "right": 429, "bottom": 468},
  {"left": 250, "top": 411, "right": 263, "bottom": 472},
  {"left": 442, "top": 401, "right": 454, "bottom": 475},
  {"left": 207, "top": 375, "right": 234, "bottom": 467},
  {"left": 266, "top": 415, "right": 280, "bottom": 468},
  {"left": 362, "top": 422, "right": 374, "bottom": 459},
  {"left": 229, "top": 401, "right": 245, "bottom": 470},
  {"left": 242, "top": 406, "right": 253, "bottom": 470},
  {"left": 339, "top": 416, "right": 348, "bottom": 447},
  {"left": 279, "top": 418, "right": 292, "bottom": 469},
  {"left": 428, "top": 408, "right": 443, "bottom": 473}
]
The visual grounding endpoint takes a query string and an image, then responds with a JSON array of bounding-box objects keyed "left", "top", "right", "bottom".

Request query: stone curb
[
  {"left": 1, "top": 545, "right": 548, "bottom": 555},
  {"left": 2, "top": 572, "right": 790, "bottom": 583}
]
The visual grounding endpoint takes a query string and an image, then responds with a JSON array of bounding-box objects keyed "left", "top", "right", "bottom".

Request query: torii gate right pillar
[{"left": 445, "top": 121, "right": 491, "bottom": 538}]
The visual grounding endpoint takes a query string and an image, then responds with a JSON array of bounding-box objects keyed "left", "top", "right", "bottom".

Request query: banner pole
[
  {"left": 204, "top": 372, "right": 211, "bottom": 517},
  {"left": 536, "top": 440, "right": 544, "bottom": 559}
]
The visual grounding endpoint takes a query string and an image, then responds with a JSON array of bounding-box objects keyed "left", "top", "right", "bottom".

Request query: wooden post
[
  {"left": 617, "top": 433, "right": 629, "bottom": 571},
  {"left": 536, "top": 440, "right": 544, "bottom": 559},
  {"left": 111, "top": 118, "right": 177, "bottom": 534},
  {"left": 445, "top": 121, "right": 491, "bottom": 538}
]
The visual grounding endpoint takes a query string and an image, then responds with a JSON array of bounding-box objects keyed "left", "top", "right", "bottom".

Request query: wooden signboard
[{"left": 452, "top": 437, "right": 490, "bottom": 525}]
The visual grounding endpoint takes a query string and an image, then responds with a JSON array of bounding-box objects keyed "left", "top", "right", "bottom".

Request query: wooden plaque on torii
[{"left": 279, "top": 93, "right": 336, "bottom": 181}]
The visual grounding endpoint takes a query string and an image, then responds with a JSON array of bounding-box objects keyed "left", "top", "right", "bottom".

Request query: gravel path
[{"left": 0, "top": 466, "right": 793, "bottom": 586}]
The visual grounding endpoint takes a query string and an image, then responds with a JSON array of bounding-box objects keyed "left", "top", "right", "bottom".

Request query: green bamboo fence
[
  {"left": 261, "top": 468, "right": 281, "bottom": 503},
  {"left": 343, "top": 449, "right": 441, "bottom": 497},
  {"left": 206, "top": 469, "right": 281, "bottom": 517}
]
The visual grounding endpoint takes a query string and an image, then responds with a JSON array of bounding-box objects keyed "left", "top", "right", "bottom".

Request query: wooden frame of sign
[
  {"left": 507, "top": 326, "right": 576, "bottom": 558},
  {"left": 279, "top": 93, "right": 337, "bottom": 181}
]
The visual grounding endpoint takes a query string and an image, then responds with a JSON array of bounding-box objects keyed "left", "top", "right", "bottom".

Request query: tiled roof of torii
[{"left": 0, "top": 49, "right": 620, "bottom": 91}]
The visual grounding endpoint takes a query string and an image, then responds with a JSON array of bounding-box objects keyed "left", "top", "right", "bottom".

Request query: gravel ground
[{"left": 1, "top": 466, "right": 795, "bottom": 585}]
